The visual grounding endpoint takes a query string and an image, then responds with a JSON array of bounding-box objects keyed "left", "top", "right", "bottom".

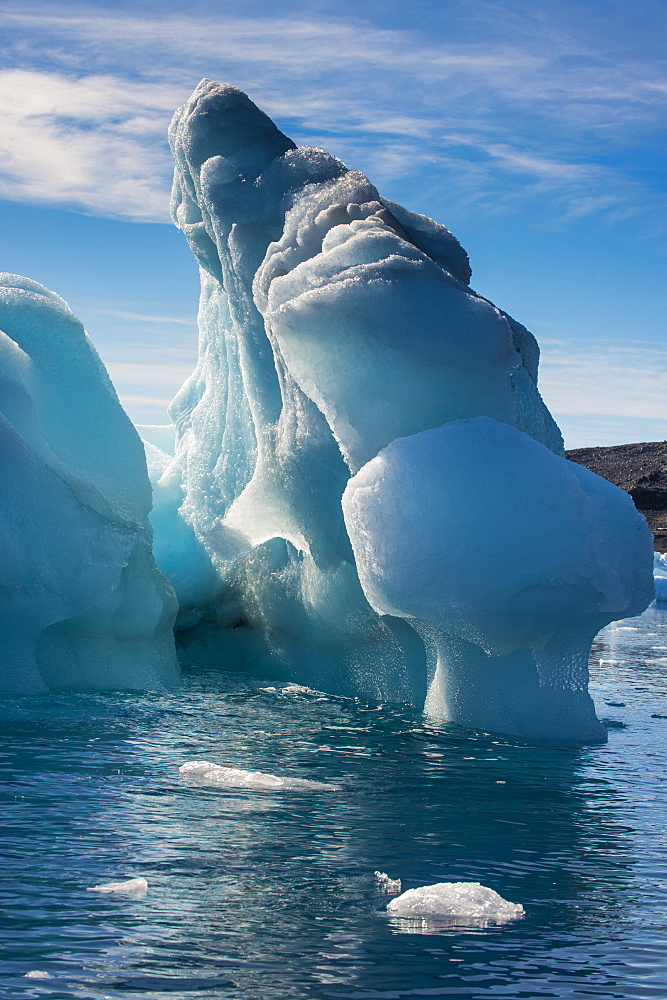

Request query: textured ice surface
[
  {"left": 87, "top": 877, "right": 148, "bottom": 896},
  {"left": 0, "top": 275, "right": 178, "bottom": 694},
  {"left": 386, "top": 882, "right": 525, "bottom": 926},
  {"left": 342, "top": 418, "right": 654, "bottom": 740},
  {"left": 148, "top": 80, "right": 654, "bottom": 739},
  {"left": 179, "top": 760, "right": 339, "bottom": 791}
]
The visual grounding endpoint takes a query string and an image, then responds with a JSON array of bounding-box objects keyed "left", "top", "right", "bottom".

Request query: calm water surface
[{"left": 1, "top": 605, "right": 666, "bottom": 999}]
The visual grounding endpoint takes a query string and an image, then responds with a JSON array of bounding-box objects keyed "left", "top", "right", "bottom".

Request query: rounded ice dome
[{"left": 342, "top": 416, "right": 654, "bottom": 658}]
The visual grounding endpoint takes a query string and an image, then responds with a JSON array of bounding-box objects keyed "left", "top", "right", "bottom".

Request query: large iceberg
[
  {"left": 148, "top": 80, "right": 653, "bottom": 740},
  {"left": 0, "top": 275, "right": 178, "bottom": 694}
]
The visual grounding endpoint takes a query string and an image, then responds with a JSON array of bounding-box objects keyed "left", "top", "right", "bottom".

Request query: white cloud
[{"left": 0, "top": 70, "right": 181, "bottom": 219}]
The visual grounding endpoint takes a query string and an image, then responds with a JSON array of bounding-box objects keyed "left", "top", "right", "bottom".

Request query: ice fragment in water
[
  {"left": 375, "top": 871, "right": 402, "bottom": 893},
  {"left": 386, "top": 881, "right": 524, "bottom": 926},
  {"left": 87, "top": 877, "right": 148, "bottom": 896},
  {"left": 179, "top": 760, "right": 339, "bottom": 791},
  {"left": 24, "top": 971, "right": 51, "bottom": 979}
]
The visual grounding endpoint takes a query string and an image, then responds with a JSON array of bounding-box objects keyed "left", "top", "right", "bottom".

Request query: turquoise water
[{"left": 1, "top": 605, "right": 666, "bottom": 999}]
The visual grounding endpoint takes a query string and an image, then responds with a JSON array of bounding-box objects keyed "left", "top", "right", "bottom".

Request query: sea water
[{"left": 1, "top": 605, "right": 666, "bottom": 999}]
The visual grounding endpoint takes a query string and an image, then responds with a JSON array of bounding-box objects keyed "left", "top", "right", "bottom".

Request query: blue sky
[{"left": 2, "top": 0, "right": 665, "bottom": 447}]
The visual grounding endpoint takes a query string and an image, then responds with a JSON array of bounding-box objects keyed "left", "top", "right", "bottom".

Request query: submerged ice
[
  {"left": 0, "top": 275, "right": 178, "bottom": 694},
  {"left": 145, "top": 80, "right": 653, "bottom": 741}
]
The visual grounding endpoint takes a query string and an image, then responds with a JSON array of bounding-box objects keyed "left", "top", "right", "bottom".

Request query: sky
[{"left": 2, "top": 0, "right": 666, "bottom": 448}]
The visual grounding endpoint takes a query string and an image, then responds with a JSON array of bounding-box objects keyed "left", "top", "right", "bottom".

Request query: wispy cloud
[
  {"left": 538, "top": 338, "right": 667, "bottom": 448},
  {"left": 0, "top": 69, "right": 181, "bottom": 219},
  {"left": 92, "top": 307, "right": 196, "bottom": 327},
  {"left": 0, "top": 3, "right": 664, "bottom": 222}
]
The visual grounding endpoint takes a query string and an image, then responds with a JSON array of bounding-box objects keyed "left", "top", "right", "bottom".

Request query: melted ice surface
[
  {"left": 386, "top": 881, "right": 525, "bottom": 926},
  {"left": 179, "top": 760, "right": 339, "bottom": 791}
]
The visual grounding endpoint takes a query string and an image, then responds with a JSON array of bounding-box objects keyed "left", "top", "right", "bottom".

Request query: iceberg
[
  {"left": 129, "top": 80, "right": 650, "bottom": 740},
  {"left": 0, "top": 274, "right": 178, "bottom": 694}
]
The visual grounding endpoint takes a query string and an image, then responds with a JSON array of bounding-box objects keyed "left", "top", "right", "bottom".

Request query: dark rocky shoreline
[{"left": 566, "top": 442, "right": 667, "bottom": 553}]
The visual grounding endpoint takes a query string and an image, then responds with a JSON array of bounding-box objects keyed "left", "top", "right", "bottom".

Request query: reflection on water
[{"left": 0, "top": 605, "right": 665, "bottom": 998}]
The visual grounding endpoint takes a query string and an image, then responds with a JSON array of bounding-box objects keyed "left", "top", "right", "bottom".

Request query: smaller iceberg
[
  {"left": 0, "top": 275, "right": 178, "bottom": 694},
  {"left": 179, "top": 760, "right": 339, "bottom": 791},
  {"left": 386, "top": 881, "right": 525, "bottom": 927}
]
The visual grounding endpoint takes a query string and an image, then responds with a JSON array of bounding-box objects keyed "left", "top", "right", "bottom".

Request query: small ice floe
[
  {"left": 375, "top": 871, "right": 402, "bottom": 893},
  {"left": 386, "top": 881, "right": 525, "bottom": 928},
  {"left": 87, "top": 877, "right": 148, "bottom": 896},
  {"left": 24, "top": 971, "right": 51, "bottom": 979},
  {"left": 179, "top": 761, "right": 339, "bottom": 791}
]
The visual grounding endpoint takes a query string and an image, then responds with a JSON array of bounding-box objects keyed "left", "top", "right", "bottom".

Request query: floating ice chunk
[
  {"left": 386, "top": 881, "right": 524, "bottom": 926},
  {"left": 179, "top": 760, "right": 338, "bottom": 791},
  {"left": 375, "top": 871, "right": 402, "bottom": 893},
  {"left": 87, "top": 877, "right": 148, "bottom": 896},
  {"left": 24, "top": 971, "right": 51, "bottom": 978}
]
